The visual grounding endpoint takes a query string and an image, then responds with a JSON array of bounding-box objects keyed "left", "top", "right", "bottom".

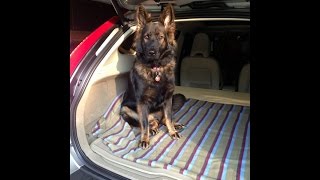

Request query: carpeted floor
[{"left": 91, "top": 94, "right": 250, "bottom": 180}]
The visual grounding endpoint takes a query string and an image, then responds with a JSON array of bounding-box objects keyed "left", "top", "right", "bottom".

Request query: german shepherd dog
[{"left": 120, "top": 4, "right": 186, "bottom": 149}]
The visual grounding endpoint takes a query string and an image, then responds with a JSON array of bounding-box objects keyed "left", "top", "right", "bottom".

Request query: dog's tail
[{"left": 172, "top": 93, "right": 187, "bottom": 114}]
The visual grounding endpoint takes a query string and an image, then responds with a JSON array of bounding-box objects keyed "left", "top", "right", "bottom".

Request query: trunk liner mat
[{"left": 90, "top": 94, "right": 250, "bottom": 180}]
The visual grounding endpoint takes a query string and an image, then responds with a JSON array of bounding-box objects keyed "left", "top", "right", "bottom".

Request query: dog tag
[{"left": 155, "top": 75, "right": 160, "bottom": 81}]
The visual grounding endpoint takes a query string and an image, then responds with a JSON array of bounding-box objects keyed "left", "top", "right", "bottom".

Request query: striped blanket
[{"left": 91, "top": 94, "right": 250, "bottom": 180}]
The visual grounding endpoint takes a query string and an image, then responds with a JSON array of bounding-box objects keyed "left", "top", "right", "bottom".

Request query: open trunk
[{"left": 74, "top": 19, "right": 250, "bottom": 179}]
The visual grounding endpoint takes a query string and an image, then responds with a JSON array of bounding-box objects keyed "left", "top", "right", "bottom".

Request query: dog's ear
[
  {"left": 136, "top": 5, "right": 151, "bottom": 31},
  {"left": 159, "top": 4, "right": 176, "bottom": 47},
  {"left": 159, "top": 4, "right": 175, "bottom": 30},
  {"left": 134, "top": 5, "right": 151, "bottom": 54}
]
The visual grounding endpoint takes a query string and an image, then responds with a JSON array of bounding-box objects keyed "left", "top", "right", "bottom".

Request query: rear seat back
[
  {"left": 180, "top": 33, "right": 221, "bottom": 89},
  {"left": 238, "top": 63, "right": 250, "bottom": 93}
]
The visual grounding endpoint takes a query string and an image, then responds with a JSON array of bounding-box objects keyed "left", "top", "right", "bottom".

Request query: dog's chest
[{"left": 144, "top": 85, "right": 168, "bottom": 108}]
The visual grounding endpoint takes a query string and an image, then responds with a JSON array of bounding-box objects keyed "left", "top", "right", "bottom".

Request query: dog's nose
[{"left": 148, "top": 50, "right": 156, "bottom": 56}]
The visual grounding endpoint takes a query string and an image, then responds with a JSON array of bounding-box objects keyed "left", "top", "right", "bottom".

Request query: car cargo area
[{"left": 75, "top": 20, "right": 250, "bottom": 180}]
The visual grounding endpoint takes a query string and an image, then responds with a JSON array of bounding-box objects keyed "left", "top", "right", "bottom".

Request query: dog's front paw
[
  {"left": 139, "top": 140, "right": 150, "bottom": 149},
  {"left": 174, "top": 123, "right": 185, "bottom": 131},
  {"left": 150, "top": 128, "right": 159, "bottom": 136},
  {"left": 169, "top": 131, "right": 181, "bottom": 139}
]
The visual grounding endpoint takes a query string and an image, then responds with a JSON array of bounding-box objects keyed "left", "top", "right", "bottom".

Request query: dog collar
[{"left": 152, "top": 66, "right": 161, "bottom": 82}]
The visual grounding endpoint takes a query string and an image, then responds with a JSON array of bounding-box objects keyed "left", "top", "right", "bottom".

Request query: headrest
[{"left": 190, "top": 33, "right": 210, "bottom": 57}]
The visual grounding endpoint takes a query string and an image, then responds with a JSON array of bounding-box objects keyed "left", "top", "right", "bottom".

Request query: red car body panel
[{"left": 70, "top": 16, "right": 119, "bottom": 76}]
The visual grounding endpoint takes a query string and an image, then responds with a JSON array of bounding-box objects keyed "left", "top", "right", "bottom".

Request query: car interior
[{"left": 75, "top": 20, "right": 250, "bottom": 179}]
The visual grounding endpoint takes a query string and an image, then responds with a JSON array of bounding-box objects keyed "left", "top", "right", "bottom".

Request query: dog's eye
[
  {"left": 144, "top": 35, "right": 150, "bottom": 39},
  {"left": 159, "top": 35, "right": 164, "bottom": 39}
]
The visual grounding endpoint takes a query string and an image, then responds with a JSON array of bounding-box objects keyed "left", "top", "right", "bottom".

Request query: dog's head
[{"left": 134, "top": 4, "right": 176, "bottom": 65}]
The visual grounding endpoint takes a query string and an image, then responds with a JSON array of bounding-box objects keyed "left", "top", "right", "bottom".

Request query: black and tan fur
[{"left": 120, "top": 4, "right": 186, "bottom": 149}]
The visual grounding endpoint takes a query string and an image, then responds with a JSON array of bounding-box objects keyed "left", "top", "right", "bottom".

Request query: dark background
[
  {"left": 70, "top": 0, "right": 116, "bottom": 31},
  {"left": 70, "top": 0, "right": 117, "bottom": 52}
]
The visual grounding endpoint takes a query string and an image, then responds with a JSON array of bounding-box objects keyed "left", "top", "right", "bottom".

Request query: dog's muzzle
[{"left": 148, "top": 50, "right": 156, "bottom": 56}]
